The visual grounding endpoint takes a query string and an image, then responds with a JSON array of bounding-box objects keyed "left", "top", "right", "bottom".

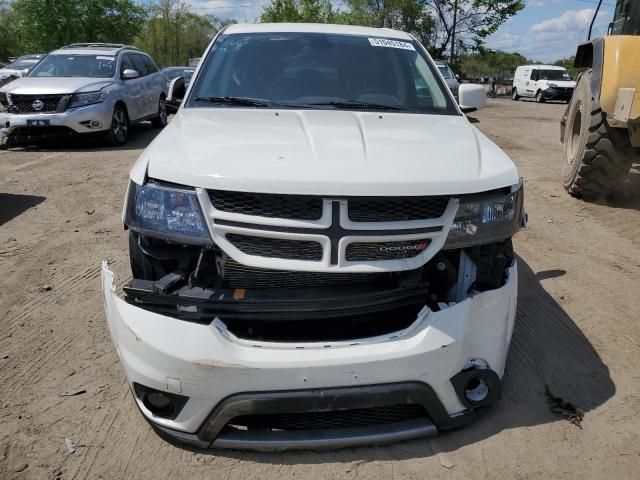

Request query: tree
[
  {"left": 427, "top": 0, "right": 525, "bottom": 60},
  {"left": 554, "top": 56, "right": 577, "bottom": 79},
  {"left": 10, "top": 0, "right": 146, "bottom": 53},
  {"left": 260, "top": 0, "right": 335, "bottom": 23},
  {"left": 135, "top": 1, "right": 234, "bottom": 67},
  {"left": 460, "top": 49, "right": 529, "bottom": 79},
  {"left": 0, "top": 1, "right": 18, "bottom": 60}
]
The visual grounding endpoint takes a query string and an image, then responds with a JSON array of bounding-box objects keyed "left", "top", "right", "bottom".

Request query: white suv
[
  {"left": 102, "top": 23, "right": 525, "bottom": 450},
  {"left": 0, "top": 44, "right": 167, "bottom": 146}
]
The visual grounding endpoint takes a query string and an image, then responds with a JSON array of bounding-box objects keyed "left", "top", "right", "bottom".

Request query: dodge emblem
[{"left": 32, "top": 99, "right": 44, "bottom": 111}]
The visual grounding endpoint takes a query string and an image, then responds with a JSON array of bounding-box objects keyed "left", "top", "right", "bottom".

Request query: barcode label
[{"left": 368, "top": 38, "right": 416, "bottom": 51}]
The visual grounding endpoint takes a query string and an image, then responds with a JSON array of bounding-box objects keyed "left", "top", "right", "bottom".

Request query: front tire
[
  {"left": 562, "top": 69, "right": 638, "bottom": 199},
  {"left": 151, "top": 96, "right": 168, "bottom": 129},
  {"left": 536, "top": 91, "right": 545, "bottom": 103},
  {"left": 107, "top": 105, "right": 129, "bottom": 146}
]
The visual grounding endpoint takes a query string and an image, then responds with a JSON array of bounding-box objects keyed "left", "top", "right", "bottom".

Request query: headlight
[
  {"left": 124, "top": 181, "right": 212, "bottom": 245},
  {"left": 548, "top": 83, "right": 558, "bottom": 88},
  {"left": 68, "top": 91, "right": 108, "bottom": 109},
  {"left": 444, "top": 182, "right": 525, "bottom": 249}
]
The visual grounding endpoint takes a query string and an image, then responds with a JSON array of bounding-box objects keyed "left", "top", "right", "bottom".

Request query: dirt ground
[{"left": 1, "top": 99, "right": 639, "bottom": 479}]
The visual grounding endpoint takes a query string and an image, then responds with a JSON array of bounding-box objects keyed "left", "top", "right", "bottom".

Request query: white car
[
  {"left": 102, "top": 23, "right": 525, "bottom": 450},
  {"left": 0, "top": 44, "right": 167, "bottom": 146},
  {"left": 512, "top": 65, "right": 576, "bottom": 103}
]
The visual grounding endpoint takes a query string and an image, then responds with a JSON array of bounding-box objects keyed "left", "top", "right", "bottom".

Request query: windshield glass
[
  {"left": 29, "top": 54, "right": 116, "bottom": 78},
  {"left": 437, "top": 65, "right": 453, "bottom": 79},
  {"left": 188, "top": 32, "right": 456, "bottom": 114},
  {"left": 538, "top": 69, "right": 571, "bottom": 81},
  {"left": 5, "top": 60, "right": 37, "bottom": 71}
]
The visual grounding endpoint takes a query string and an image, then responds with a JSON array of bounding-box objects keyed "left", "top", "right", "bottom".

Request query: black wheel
[
  {"left": 535, "top": 91, "right": 545, "bottom": 103},
  {"left": 151, "top": 96, "right": 168, "bottom": 129},
  {"left": 512, "top": 88, "right": 519, "bottom": 101},
  {"left": 562, "top": 69, "right": 639, "bottom": 199},
  {"left": 107, "top": 104, "right": 129, "bottom": 145}
]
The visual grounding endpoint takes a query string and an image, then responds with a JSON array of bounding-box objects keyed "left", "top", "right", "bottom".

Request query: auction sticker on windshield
[{"left": 368, "top": 38, "right": 416, "bottom": 51}]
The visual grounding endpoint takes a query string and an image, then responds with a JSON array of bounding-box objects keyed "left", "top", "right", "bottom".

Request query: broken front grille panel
[
  {"left": 228, "top": 404, "right": 428, "bottom": 431},
  {"left": 221, "top": 258, "right": 389, "bottom": 289}
]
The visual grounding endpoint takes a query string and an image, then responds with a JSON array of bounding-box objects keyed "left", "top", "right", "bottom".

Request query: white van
[{"left": 512, "top": 65, "right": 576, "bottom": 103}]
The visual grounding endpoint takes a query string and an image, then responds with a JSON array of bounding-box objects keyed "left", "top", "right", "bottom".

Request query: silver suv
[{"left": 0, "top": 43, "right": 168, "bottom": 146}]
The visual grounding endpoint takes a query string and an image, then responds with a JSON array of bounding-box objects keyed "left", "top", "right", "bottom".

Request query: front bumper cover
[
  {"left": 0, "top": 102, "right": 113, "bottom": 143},
  {"left": 102, "top": 260, "right": 517, "bottom": 450}
]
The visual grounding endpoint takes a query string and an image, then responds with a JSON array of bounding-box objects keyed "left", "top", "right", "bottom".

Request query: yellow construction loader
[{"left": 561, "top": 0, "right": 640, "bottom": 199}]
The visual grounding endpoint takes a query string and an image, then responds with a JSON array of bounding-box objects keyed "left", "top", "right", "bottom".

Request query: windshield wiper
[
  {"left": 305, "top": 100, "right": 407, "bottom": 111},
  {"left": 192, "top": 96, "right": 273, "bottom": 107}
]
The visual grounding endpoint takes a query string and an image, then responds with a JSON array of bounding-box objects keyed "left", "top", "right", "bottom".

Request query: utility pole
[{"left": 450, "top": 0, "right": 458, "bottom": 63}]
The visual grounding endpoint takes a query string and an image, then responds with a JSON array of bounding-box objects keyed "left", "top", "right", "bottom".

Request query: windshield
[
  {"left": 538, "top": 69, "right": 571, "bottom": 81},
  {"left": 5, "top": 60, "right": 37, "bottom": 71},
  {"left": 29, "top": 54, "right": 116, "bottom": 78},
  {"left": 437, "top": 65, "right": 453, "bottom": 79},
  {"left": 188, "top": 32, "right": 456, "bottom": 114}
]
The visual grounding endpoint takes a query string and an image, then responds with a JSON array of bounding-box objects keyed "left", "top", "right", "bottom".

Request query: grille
[
  {"left": 229, "top": 404, "right": 428, "bottom": 431},
  {"left": 346, "top": 239, "right": 431, "bottom": 261},
  {"left": 226, "top": 234, "right": 323, "bottom": 261},
  {"left": 209, "top": 190, "right": 323, "bottom": 220},
  {"left": 9, "top": 94, "right": 66, "bottom": 113},
  {"left": 348, "top": 196, "right": 449, "bottom": 222},
  {"left": 221, "top": 258, "right": 388, "bottom": 289}
]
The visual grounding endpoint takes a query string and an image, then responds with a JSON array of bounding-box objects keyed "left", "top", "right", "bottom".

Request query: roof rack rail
[{"left": 63, "top": 43, "right": 141, "bottom": 51}]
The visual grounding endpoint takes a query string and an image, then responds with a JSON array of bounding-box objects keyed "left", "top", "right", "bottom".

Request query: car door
[
  {"left": 119, "top": 53, "right": 143, "bottom": 120},
  {"left": 141, "top": 55, "right": 164, "bottom": 116},
  {"left": 130, "top": 54, "right": 153, "bottom": 117},
  {"left": 525, "top": 69, "right": 537, "bottom": 97}
]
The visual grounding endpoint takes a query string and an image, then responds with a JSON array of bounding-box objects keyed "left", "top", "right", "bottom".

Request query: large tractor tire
[{"left": 562, "top": 70, "right": 638, "bottom": 199}]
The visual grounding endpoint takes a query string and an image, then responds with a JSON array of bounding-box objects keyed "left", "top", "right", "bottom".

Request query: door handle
[{"left": 138, "top": 84, "right": 144, "bottom": 89}]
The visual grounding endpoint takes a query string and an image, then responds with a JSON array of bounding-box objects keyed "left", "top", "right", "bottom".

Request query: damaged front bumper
[{"left": 101, "top": 260, "right": 517, "bottom": 450}]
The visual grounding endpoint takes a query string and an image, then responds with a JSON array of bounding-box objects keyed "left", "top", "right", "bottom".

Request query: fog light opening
[
  {"left": 143, "top": 392, "right": 175, "bottom": 417},
  {"left": 90, "top": 120, "right": 102, "bottom": 129},
  {"left": 464, "top": 377, "right": 490, "bottom": 403}
]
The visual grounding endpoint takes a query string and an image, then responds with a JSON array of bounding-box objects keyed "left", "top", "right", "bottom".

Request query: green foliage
[
  {"left": 135, "top": 1, "right": 221, "bottom": 67},
  {"left": 260, "top": 0, "right": 335, "bottom": 23},
  {"left": 259, "top": 0, "right": 523, "bottom": 61},
  {"left": 0, "top": 1, "right": 18, "bottom": 61},
  {"left": 10, "top": 0, "right": 146, "bottom": 53},
  {"left": 554, "top": 56, "right": 577, "bottom": 79},
  {"left": 459, "top": 50, "right": 529, "bottom": 79},
  {"left": 428, "top": 0, "right": 525, "bottom": 59}
]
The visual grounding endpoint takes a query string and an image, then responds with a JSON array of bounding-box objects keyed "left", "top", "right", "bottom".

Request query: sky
[{"left": 179, "top": 0, "right": 617, "bottom": 62}]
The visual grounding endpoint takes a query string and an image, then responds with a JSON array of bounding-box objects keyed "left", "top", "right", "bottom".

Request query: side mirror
[
  {"left": 458, "top": 84, "right": 487, "bottom": 113},
  {"left": 455, "top": 74, "right": 461, "bottom": 81},
  {"left": 167, "top": 76, "right": 186, "bottom": 106},
  {"left": 122, "top": 69, "right": 140, "bottom": 80}
]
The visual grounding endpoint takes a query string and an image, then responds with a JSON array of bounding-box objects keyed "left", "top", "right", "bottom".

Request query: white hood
[
  {"left": 543, "top": 80, "right": 576, "bottom": 89},
  {"left": 138, "top": 108, "right": 519, "bottom": 196},
  {"left": 0, "top": 77, "right": 113, "bottom": 95}
]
